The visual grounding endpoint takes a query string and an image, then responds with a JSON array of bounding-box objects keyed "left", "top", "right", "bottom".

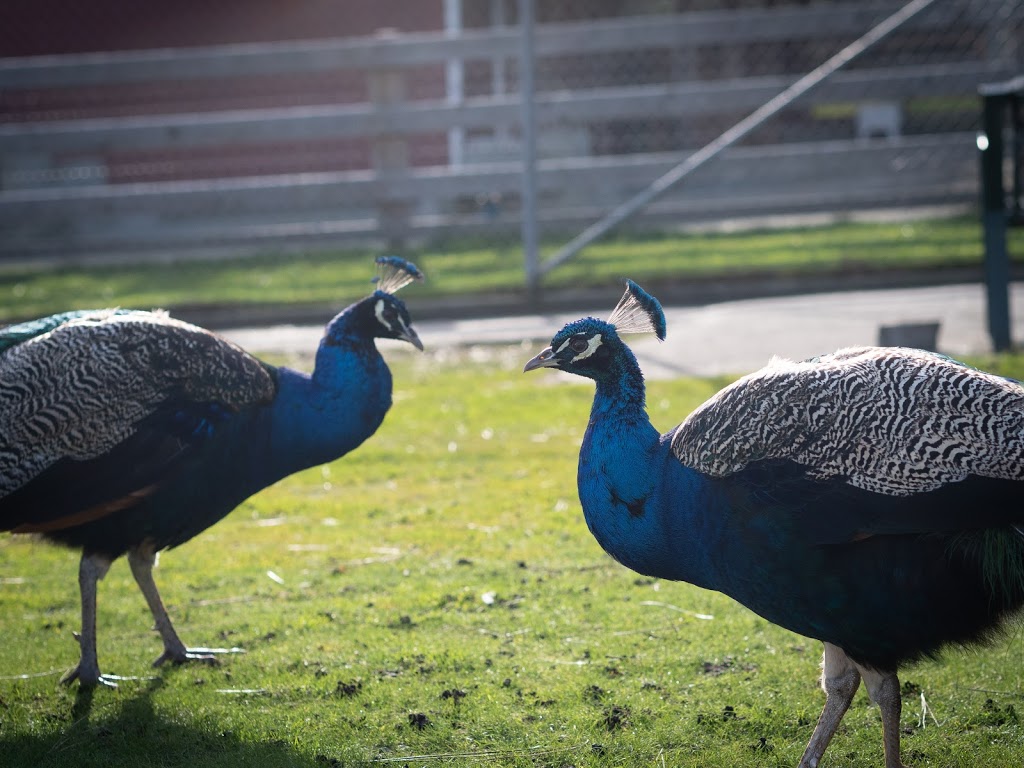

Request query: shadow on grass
[{"left": 2, "top": 679, "right": 327, "bottom": 768}]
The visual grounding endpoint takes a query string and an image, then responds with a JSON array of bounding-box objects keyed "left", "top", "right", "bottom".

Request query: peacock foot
[
  {"left": 59, "top": 630, "right": 131, "bottom": 688},
  {"left": 60, "top": 663, "right": 119, "bottom": 689},
  {"left": 152, "top": 645, "right": 246, "bottom": 668}
]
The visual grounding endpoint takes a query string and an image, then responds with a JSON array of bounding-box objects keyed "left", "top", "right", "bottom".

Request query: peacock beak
[
  {"left": 523, "top": 346, "right": 558, "bottom": 372},
  {"left": 401, "top": 326, "right": 424, "bottom": 351}
]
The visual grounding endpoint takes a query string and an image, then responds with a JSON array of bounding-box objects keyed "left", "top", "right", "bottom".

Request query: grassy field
[
  {"left": 2, "top": 347, "right": 1023, "bottom": 768},
  {"left": 0, "top": 214, "right": 1019, "bottom": 324}
]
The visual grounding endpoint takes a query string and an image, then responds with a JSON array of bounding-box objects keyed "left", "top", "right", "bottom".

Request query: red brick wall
[
  {"left": 2, "top": 1, "right": 450, "bottom": 177},
  {"left": 1, "top": 0, "right": 444, "bottom": 56}
]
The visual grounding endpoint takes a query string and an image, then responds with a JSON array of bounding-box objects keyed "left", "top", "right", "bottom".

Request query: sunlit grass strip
[{"left": 0, "top": 214, "right": 1013, "bottom": 323}]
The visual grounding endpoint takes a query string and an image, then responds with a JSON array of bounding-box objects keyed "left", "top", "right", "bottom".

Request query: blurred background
[{"left": 1, "top": 0, "right": 1023, "bottom": 356}]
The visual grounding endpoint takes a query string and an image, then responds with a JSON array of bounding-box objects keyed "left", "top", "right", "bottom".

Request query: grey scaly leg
[
  {"left": 127, "top": 543, "right": 243, "bottom": 667},
  {"left": 798, "top": 643, "right": 861, "bottom": 768},
  {"left": 857, "top": 665, "right": 909, "bottom": 768},
  {"left": 60, "top": 553, "right": 114, "bottom": 688}
]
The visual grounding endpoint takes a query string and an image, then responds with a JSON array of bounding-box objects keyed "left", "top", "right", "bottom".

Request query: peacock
[
  {"left": 0, "top": 256, "right": 424, "bottom": 688},
  {"left": 524, "top": 280, "right": 1024, "bottom": 768}
]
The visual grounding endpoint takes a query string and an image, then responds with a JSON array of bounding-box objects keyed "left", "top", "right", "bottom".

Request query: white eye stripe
[
  {"left": 555, "top": 338, "right": 573, "bottom": 354},
  {"left": 374, "top": 299, "right": 393, "bottom": 332},
  {"left": 571, "top": 334, "right": 603, "bottom": 362}
]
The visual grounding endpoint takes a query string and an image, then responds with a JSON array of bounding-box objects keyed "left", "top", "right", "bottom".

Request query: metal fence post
[
  {"left": 369, "top": 31, "right": 412, "bottom": 253},
  {"left": 518, "top": 0, "right": 540, "bottom": 300},
  {"left": 444, "top": 0, "right": 465, "bottom": 168}
]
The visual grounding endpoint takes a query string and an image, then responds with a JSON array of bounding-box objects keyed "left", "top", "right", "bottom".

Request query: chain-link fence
[
  {"left": 510, "top": 0, "right": 1021, "bottom": 280},
  {"left": 485, "top": 0, "right": 1016, "bottom": 147},
  {"left": 1, "top": 0, "right": 1021, "bottom": 271}
]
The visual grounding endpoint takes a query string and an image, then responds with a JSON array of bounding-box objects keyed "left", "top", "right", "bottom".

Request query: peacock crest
[
  {"left": 372, "top": 256, "right": 424, "bottom": 295},
  {"left": 606, "top": 280, "right": 666, "bottom": 340}
]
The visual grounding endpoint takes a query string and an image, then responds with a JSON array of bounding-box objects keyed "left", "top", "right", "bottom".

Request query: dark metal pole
[{"left": 980, "top": 90, "right": 1012, "bottom": 351}]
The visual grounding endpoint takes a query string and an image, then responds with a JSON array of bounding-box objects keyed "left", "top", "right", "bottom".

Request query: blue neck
[
  {"left": 578, "top": 353, "right": 721, "bottom": 588},
  {"left": 266, "top": 311, "right": 392, "bottom": 479}
]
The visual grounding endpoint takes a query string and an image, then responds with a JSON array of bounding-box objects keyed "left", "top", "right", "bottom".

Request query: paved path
[{"left": 221, "top": 282, "right": 1024, "bottom": 379}]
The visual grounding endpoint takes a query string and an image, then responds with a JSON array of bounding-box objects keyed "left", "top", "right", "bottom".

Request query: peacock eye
[{"left": 569, "top": 337, "right": 590, "bottom": 353}]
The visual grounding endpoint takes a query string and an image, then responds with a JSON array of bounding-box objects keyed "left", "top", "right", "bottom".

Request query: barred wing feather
[
  {"left": 670, "top": 346, "right": 1024, "bottom": 496},
  {"left": 0, "top": 309, "right": 275, "bottom": 498}
]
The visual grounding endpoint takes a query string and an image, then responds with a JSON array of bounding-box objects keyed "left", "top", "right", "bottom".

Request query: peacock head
[
  {"left": 329, "top": 256, "right": 425, "bottom": 349},
  {"left": 523, "top": 280, "right": 665, "bottom": 382}
]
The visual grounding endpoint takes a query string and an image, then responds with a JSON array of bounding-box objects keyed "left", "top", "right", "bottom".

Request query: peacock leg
[
  {"left": 127, "top": 543, "right": 243, "bottom": 667},
  {"left": 798, "top": 643, "right": 861, "bottom": 768},
  {"left": 857, "top": 665, "right": 908, "bottom": 768},
  {"left": 60, "top": 553, "right": 116, "bottom": 688}
]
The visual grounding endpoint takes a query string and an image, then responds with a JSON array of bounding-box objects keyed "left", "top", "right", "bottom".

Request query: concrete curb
[{"left": 165, "top": 265, "right": 1002, "bottom": 331}]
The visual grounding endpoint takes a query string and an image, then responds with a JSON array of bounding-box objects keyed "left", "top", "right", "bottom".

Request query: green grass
[
  {"left": 0, "top": 214, "right": 1017, "bottom": 324},
  {"left": 2, "top": 348, "right": 1023, "bottom": 767}
]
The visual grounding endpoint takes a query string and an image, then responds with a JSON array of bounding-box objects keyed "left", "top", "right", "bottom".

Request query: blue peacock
[
  {"left": 524, "top": 280, "right": 1024, "bottom": 768},
  {"left": 0, "top": 256, "right": 423, "bottom": 688}
]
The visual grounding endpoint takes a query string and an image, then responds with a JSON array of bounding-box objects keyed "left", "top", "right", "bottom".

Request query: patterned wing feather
[
  {"left": 671, "top": 346, "right": 1024, "bottom": 496},
  {"left": 0, "top": 309, "right": 135, "bottom": 354},
  {"left": 0, "top": 309, "right": 276, "bottom": 498}
]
